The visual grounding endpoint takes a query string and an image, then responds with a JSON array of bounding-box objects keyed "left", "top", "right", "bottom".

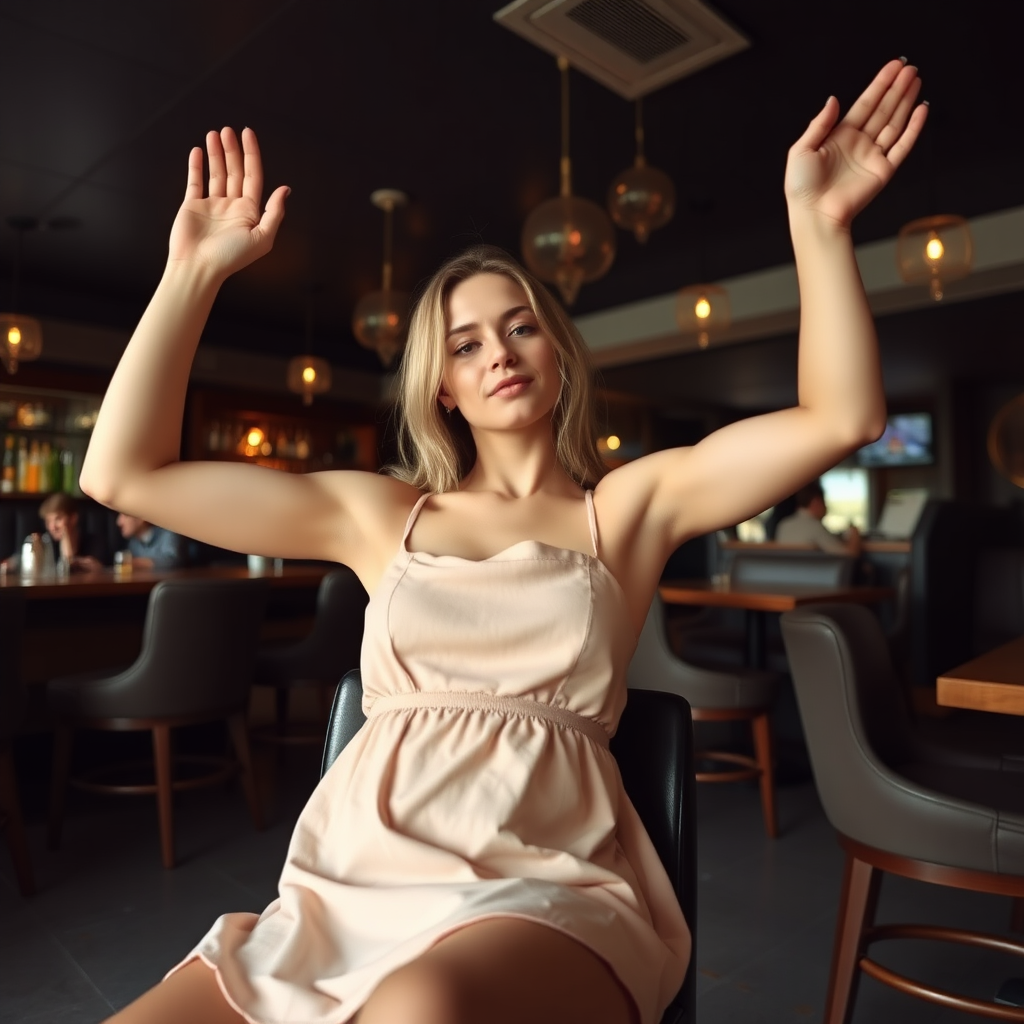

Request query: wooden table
[
  {"left": 659, "top": 578, "right": 894, "bottom": 668},
  {"left": 936, "top": 636, "right": 1024, "bottom": 716},
  {"left": 2, "top": 564, "right": 331, "bottom": 686}
]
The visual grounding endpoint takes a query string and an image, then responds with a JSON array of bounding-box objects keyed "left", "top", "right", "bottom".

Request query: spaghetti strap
[
  {"left": 401, "top": 492, "right": 432, "bottom": 546},
  {"left": 584, "top": 489, "right": 599, "bottom": 557}
]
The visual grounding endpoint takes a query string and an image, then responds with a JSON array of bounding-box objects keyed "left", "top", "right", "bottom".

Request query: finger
[
  {"left": 255, "top": 184, "right": 291, "bottom": 245},
  {"left": 240, "top": 127, "right": 264, "bottom": 207},
  {"left": 206, "top": 129, "right": 227, "bottom": 198},
  {"left": 875, "top": 77, "right": 922, "bottom": 154},
  {"left": 221, "top": 127, "right": 244, "bottom": 199},
  {"left": 861, "top": 64, "right": 919, "bottom": 140},
  {"left": 842, "top": 58, "right": 906, "bottom": 131},
  {"left": 793, "top": 95, "right": 840, "bottom": 152},
  {"left": 885, "top": 102, "right": 929, "bottom": 170},
  {"left": 184, "top": 146, "right": 204, "bottom": 201}
]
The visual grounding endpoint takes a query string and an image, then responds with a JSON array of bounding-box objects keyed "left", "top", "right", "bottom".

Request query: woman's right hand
[{"left": 167, "top": 126, "right": 289, "bottom": 281}]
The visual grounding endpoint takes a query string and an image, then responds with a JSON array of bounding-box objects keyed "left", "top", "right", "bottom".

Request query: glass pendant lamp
[
  {"left": 897, "top": 213, "right": 973, "bottom": 301},
  {"left": 521, "top": 57, "right": 616, "bottom": 305},
  {"left": 1, "top": 218, "right": 43, "bottom": 374},
  {"left": 287, "top": 289, "right": 332, "bottom": 406},
  {"left": 607, "top": 98, "right": 675, "bottom": 244},
  {"left": 352, "top": 190, "right": 411, "bottom": 367},
  {"left": 676, "top": 283, "right": 730, "bottom": 349}
]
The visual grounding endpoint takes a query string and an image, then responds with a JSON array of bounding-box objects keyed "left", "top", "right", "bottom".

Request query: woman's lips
[{"left": 490, "top": 375, "right": 532, "bottom": 397}]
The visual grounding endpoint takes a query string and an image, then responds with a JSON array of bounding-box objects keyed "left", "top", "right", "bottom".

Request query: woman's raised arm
[
  {"left": 599, "top": 59, "right": 928, "bottom": 557},
  {"left": 80, "top": 128, "right": 410, "bottom": 577}
]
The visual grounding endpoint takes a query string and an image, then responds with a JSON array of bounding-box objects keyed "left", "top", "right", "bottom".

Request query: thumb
[
  {"left": 794, "top": 95, "right": 840, "bottom": 152},
  {"left": 257, "top": 184, "right": 291, "bottom": 244}
]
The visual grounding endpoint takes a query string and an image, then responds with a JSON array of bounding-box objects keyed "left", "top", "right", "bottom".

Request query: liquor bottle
[
  {"left": 16, "top": 437, "right": 28, "bottom": 492},
  {"left": 26, "top": 440, "right": 41, "bottom": 492},
  {"left": 1, "top": 435, "right": 14, "bottom": 494},
  {"left": 39, "top": 441, "right": 53, "bottom": 492},
  {"left": 60, "top": 448, "right": 76, "bottom": 493}
]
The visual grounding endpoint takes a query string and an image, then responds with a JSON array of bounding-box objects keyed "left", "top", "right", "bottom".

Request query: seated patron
[
  {"left": 116, "top": 513, "right": 186, "bottom": 569},
  {"left": 40, "top": 493, "right": 109, "bottom": 571},
  {"left": 774, "top": 481, "right": 862, "bottom": 556}
]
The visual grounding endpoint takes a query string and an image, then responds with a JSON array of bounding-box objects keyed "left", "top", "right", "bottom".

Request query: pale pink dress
[{"left": 169, "top": 491, "right": 691, "bottom": 1024}]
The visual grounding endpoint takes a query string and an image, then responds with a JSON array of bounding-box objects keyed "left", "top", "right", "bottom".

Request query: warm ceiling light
[
  {"left": 287, "top": 355, "right": 332, "bottom": 406},
  {"left": 1, "top": 219, "right": 44, "bottom": 375},
  {"left": 677, "top": 284, "right": 730, "bottom": 349},
  {"left": 301, "top": 365, "right": 317, "bottom": 384},
  {"left": 897, "top": 214, "right": 973, "bottom": 301},
  {"left": 606, "top": 435, "right": 621, "bottom": 451},
  {"left": 607, "top": 98, "right": 675, "bottom": 245},
  {"left": 353, "top": 189, "right": 411, "bottom": 367},
  {"left": 246, "top": 427, "right": 264, "bottom": 448},
  {"left": 521, "top": 57, "right": 615, "bottom": 306}
]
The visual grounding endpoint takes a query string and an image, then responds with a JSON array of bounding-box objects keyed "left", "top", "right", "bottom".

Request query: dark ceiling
[{"left": 1, "top": 0, "right": 1023, "bottom": 397}]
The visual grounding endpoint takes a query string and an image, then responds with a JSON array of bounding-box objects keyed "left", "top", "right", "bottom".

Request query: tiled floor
[{"left": 0, "top": 736, "right": 1018, "bottom": 1023}]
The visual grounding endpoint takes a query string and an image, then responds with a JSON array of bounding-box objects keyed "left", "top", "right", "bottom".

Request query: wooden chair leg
[
  {"left": 151, "top": 725, "right": 175, "bottom": 869},
  {"left": 227, "top": 713, "right": 263, "bottom": 831},
  {"left": 47, "top": 724, "right": 74, "bottom": 851},
  {"left": 825, "top": 853, "right": 881, "bottom": 1024},
  {"left": 0, "top": 742, "right": 35, "bottom": 897},
  {"left": 751, "top": 711, "right": 778, "bottom": 839}
]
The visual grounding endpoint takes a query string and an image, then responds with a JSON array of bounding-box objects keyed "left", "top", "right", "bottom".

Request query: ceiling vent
[{"left": 493, "top": 0, "right": 749, "bottom": 99}]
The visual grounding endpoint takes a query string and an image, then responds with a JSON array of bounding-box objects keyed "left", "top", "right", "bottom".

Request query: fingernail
[
  {"left": 899, "top": 56, "right": 908, "bottom": 64},
  {"left": 922, "top": 100, "right": 930, "bottom": 107}
]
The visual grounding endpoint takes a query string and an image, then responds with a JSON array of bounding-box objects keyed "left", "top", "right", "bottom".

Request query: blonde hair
[{"left": 390, "top": 245, "right": 606, "bottom": 494}]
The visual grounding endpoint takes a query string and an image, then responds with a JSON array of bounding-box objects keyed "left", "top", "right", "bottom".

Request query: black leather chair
[
  {"left": 47, "top": 578, "right": 271, "bottom": 868},
  {"left": 0, "top": 589, "right": 34, "bottom": 896},
  {"left": 631, "top": 594, "right": 781, "bottom": 837},
  {"left": 253, "top": 568, "right": 367, "bottom": 745},
  {"left": 780, "top": 603, "right": 1024, "bottom": 1023},
  {"left": 321, "top": 671, "right": 698, "bottom": 1024}
]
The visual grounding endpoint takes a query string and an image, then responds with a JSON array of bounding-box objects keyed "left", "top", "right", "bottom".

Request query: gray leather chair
[
  {"left": 253, "top": 568, "right": 367, "bottom": 745},
  {"left": 0, "top": 589, "right": 33, "bottom": 896},
  {"left": 780, "top": 603, "right": 1024, "bottom": 1022},
  {"left": 631, "top": 593, "right": 781, "bottom": 837},
  {"left": 321, "top": 670, "right": 698, "bottom": 1024},
  {"left": 47, "top": 578, "right": 271, "bottom": 869}
]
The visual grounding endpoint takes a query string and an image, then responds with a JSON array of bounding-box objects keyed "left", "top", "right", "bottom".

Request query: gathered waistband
[{"left": 365, "top": 691, "right": 610, "bottom": 748}]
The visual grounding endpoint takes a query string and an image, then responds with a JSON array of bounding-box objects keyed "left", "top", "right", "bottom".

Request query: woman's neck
[{"left": 461, "top": 424, "right": 576, "bottom": 499}]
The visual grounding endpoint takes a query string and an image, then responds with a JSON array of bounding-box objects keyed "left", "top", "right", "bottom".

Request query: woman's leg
[
  {"left": 102, "top": 959, "right": 246, "bottom": 1024},
  {"left": 357, "top": 917, "right": 641, "bottom": 1024}
]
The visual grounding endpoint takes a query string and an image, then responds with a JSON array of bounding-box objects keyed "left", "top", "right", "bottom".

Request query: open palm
[
  {"left": 167, "top": 127, "right": 289, "bottom": 279},
  {"left": 785, "top": 60, "right": 928, "bottom": 228}
]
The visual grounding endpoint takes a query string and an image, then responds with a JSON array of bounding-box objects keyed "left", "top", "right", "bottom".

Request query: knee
[{"left": 357, "top": 960, "right": 473, "bottom": 1024}]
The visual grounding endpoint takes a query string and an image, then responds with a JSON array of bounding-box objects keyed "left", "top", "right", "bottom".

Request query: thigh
[
  {"left": 103, "top": 958, "right": 246, "bottom": 1024},
  {"left": 357, "top": 917, "right": 640, "bottom": 1024}
]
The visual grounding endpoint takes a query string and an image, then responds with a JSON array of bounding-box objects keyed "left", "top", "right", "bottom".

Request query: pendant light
[
  {"left": 521, "top": 56, "right": 616, "bottom": 306},
  {"left": 352, "top": 189, "right": 411, "bottom": 367},
  {"left": 896, "top": 214, "right": 973, "bottom": 301},
  {"left": 1, "top": 218, "right": 43, "bottom": 375},
  {"left": 287, "top": 288, "right": 331, "bottom": 407},
  {"left": 675, "top": 202, "right": 729, "bottom": 348},
  {"left": 607, "top": 98, "right": 675, "bottom": 244},
  {"left": 988, "top": 394, "right": 1024, "bottom": 488}
]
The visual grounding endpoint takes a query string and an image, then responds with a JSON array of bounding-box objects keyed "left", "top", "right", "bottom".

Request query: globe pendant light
[
  {"left": 607, "top": 98, "right": 676, "bottom": 244},
  {"left": 896, "top": 213, "right": 973, "bottom": 301},
  {"left": 676, "top": 283, "right": 730, "bottom": 349},
  {"left": 353, "top": 189, "right": 411, "bottom": 367},
  {"left": 521, "top": 56, "right": 616, "bottom": 306},
  {"left": 988, "top": 394, "right": 1024, "bottom": 488},
  {"left": 287, "top": 289, "right": 331, "bottom": 406},
  {"left": 1, "top": 218, "right": 43, "bottom": 375}
]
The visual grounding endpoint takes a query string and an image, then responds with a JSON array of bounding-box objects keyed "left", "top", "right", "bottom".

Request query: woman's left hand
[{"left": 784, "top": 59, "right": 928, "bottom": 229}]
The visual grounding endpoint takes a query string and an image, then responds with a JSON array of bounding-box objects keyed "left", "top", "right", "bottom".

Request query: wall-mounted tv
[{"left": 855, "top": 412, "right": 934, "bottom": 468}]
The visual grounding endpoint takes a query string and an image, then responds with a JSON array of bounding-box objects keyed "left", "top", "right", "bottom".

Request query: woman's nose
[{"left": 488, "top": 336, "right": 516, "bottom": 369}]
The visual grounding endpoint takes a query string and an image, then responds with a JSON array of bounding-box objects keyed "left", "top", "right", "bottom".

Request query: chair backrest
[
  {"left": 731, "top": 552, "right": 854, "bottom": 588},
  {"left": 108, "top": 578, "right": 271, "bottom": 718},
  {"left": 0, "top": 589, "right": 27, "bottom": 741},
  {"left": 292, "top": 568, "right": 368, "bottom": 682},
  {"left": 779, "top": 603, "right": 930, "bottom": 849},
  {"left": 320, "top": 671, "right": 697, "bottom": 1024}
]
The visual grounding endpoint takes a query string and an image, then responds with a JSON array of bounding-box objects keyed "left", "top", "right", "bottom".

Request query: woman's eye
[
  {"left": 509, "top": 324, "right": 534, "bottom": 337},
  {"left": 454, "top": 341, "right": 477, "bottom": 355}
]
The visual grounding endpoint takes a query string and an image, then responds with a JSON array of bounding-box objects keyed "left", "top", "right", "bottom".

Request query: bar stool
[
  {"left": 47, "top": 577, "right": 271, "bottom": 868},
  {"left": 630, "top": 593, "right": 782, "bottom": 838},
  {"left": 0, "top": 589, "right": 34, "bottom": 896},
  {"left": 253, "top": 567, "right": 367, "bottom": 745}
]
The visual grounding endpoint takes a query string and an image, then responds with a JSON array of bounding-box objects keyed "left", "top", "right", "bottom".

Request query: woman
[{"left": 86, "top": 58, "right": 925, "bottom": 1024}]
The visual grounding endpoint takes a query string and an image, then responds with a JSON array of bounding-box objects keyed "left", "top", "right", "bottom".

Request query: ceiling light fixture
[
  {"left": 896, "top": 213, "right": 973, "bottom": 301},
  {"left": 287, "top": 287, "right": 331, "bottom": 406},
  {"left": 607, "top": 97, "right": 675, "bottom": 243},
  {"left": 1, "top": 217, "right": 43, "bottom": 375},
  {"left": 521, "top": 56, "right": 616, "bottom": 306},
  {"left": 352, "top": 189, "right": 411, "bottom": 367}
]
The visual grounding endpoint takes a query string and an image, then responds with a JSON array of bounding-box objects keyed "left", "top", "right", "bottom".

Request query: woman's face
[{"left": 441, "top": 273, "right": 561, "bottom": 433}]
